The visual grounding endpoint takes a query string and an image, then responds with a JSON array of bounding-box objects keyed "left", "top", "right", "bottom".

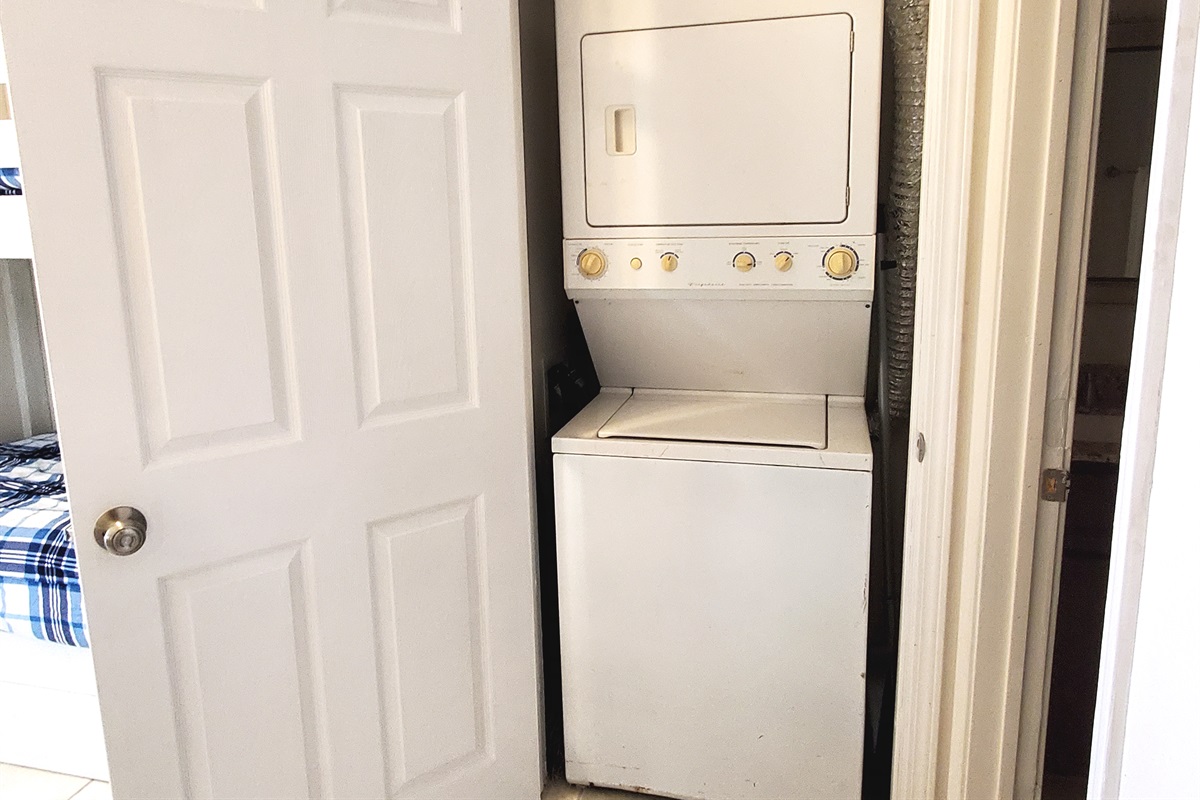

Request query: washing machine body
[{"left": 552, "top": 389, "right": 872, "bottom": 800}]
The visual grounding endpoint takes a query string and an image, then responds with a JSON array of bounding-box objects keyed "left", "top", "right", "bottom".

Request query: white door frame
[
  {"left": 889, "top": 0, "right": 980, "bottom": 791},
  {"left": 1015, "top": 1, "right": 1109, "bottom": 796},
  {"left": 892, "top": 0, "right": 1092, "bottom": 796},
  {"left": 895, "top": 0, "right": 1200, "bottom": 796}
]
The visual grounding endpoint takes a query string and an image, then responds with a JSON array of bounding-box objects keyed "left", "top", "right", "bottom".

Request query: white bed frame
[{"left": 0, "top": 631, "right": 109, "bottom": 780}]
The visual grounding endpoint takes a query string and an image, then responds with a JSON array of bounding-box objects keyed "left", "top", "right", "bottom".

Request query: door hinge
[
  {"left": 1040, "top": 468, "right": 1071, "bottom": 502},
  {"left": 846, "top": 185, "right": 851, "bottom": 208},
  {"left": 850, "top": 30, "right": 855, "bottom": 52}
]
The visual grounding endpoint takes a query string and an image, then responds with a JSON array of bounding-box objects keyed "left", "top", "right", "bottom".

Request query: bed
[
  {"left": 0, "top": 432, "right": 108, "bottom": 780},
  {"left": 0, "top": 432, "right": 88, "bottom": 645}
]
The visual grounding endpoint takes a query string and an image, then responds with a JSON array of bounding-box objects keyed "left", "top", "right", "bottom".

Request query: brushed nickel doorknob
[{"left": 94, "top": 506, "right": 147, "bottom": 556}]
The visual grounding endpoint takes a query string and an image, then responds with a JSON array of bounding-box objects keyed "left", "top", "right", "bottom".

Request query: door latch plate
[{"left": 1041, "top": 468, "right": 1071, "bottom": 502}]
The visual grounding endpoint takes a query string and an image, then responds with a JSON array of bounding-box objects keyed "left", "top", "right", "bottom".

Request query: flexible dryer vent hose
[{"left": 883, "top": 0, "right": 929, "bottom": 418}]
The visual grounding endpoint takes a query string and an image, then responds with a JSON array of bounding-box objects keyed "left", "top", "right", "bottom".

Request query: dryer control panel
[{"left": 564, "top": 236, "right": 876, "bottom": 297}]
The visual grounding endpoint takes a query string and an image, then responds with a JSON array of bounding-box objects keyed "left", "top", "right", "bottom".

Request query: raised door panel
[
  {"left": 368, "top": 499, "right": 492, "bottom": 794},
  {"left": 160, "top": 544, "right": 329, "bottom": 799},
  {"left": 337, "top": 87, "right": 477, "bottom": 426},
  {"left": 98, "top": 72, "right": 298, "bottom": 465}
]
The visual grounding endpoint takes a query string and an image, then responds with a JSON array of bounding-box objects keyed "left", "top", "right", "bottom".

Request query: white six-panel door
[{"left": 0, "top": 2, "right": 542, "bottom": 798}]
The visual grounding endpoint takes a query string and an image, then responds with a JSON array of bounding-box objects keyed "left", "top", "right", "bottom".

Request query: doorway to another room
[{"left": 1041, "top": 2, "right": 1165, "bottom": 798}]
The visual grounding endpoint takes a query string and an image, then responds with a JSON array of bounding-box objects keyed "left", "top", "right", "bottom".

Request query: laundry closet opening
[{"left": 518, "top": 2, "right": 926, "bottom": 798}]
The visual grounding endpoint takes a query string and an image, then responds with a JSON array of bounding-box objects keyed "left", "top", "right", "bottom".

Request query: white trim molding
[
  {"left": 893, "top": 0, "right": 1081, "bottom": 796},
  {"left": 1015, "top": 1, "right": 1109, "bottom": 796},
  {"left": 890, "top": 0, "right": 980, "bottom": 793}
]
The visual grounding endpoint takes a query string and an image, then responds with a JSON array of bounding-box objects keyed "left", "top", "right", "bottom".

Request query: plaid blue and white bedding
[{"left": 0, "top": 432, "right": 89, "bottom": 647}]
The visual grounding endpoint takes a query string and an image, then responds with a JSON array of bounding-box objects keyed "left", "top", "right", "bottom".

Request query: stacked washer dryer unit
[{"left": 551, "top": 2, "right": 883, "bottom": 799}]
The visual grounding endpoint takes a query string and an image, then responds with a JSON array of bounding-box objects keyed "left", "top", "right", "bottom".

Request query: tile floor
[
  {"left": 0, "top": 768, "right": 646, "bottom": 800},
  {"left": 0, "top": 764, "right": 110, "bottom": 800}
]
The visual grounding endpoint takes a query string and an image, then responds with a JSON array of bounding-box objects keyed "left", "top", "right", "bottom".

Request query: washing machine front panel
[{"left": 554, "top": 452, "right": 870, "bottom": 800}]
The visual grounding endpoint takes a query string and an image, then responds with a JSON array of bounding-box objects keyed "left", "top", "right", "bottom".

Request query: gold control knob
[
  {"left": 577, "top": 248, "right": 607, "bottom": 279},
  {"left": 661, "top": 252, "right": 679, "bottom": 272},
  {"left": 774, "top": 251, "right": 795, "bottom": 272},
  {"left": 630, "top": 257, "right": 642, "bottom": 270},
  {"left": 733, "top": 252, "right": 756, "bottom": 272},
  {"left": 823, "top": 246, "right": 859, "bottom": 280}
]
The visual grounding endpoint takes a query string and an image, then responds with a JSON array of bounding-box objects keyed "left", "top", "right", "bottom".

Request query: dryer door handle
[{"left": 606, "top": 105, "right": 637, "bottom": 156}]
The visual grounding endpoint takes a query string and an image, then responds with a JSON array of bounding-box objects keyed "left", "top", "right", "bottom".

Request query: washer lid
[{"left": 597, "top": 389, "right": 827, "bottom": 449}]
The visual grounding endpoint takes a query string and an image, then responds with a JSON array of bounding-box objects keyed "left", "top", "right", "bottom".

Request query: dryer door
[{"left": 580, "top": 14, "right": 854, "bottom": 228}]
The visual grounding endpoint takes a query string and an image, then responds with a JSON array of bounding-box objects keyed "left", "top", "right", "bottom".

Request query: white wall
[
  {"left": 0, "top": 29, "right": 50, "bottom": 442},
  {"left": 1090, "top": 0, "right": 1200, "bottom": 796},
  {"left": 0, "top": 28, "right": 34, "bottom": 259},
  {"left": 1116, "top": 253, "right": 1200, "bottom": 796},
  {"left": 0, "top": 257, "right": 54, "bottom": 441},
  {"left": 1108, "top": 34, "right": 1200, "bottom": 797}
]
